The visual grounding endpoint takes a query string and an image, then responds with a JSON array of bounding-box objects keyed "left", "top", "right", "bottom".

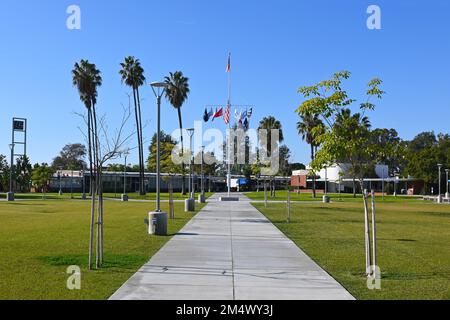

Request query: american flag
[
  {"left": 224, "top": 102, "right": 231, "bottom": 125},
  {"left": 226, "top": 53, "right": 231, "bottom": 73}
]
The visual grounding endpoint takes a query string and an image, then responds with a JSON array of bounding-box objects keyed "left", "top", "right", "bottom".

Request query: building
[{"left": 291, "top": 164, "right": 424, "bottom": 195}]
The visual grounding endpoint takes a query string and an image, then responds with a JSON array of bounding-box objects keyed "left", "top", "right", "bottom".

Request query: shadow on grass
[{"left": 38, "top": 253, "right": 147, "bottom": 270}]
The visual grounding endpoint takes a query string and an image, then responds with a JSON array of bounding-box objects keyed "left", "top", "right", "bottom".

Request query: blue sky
[{"left": 1, "top": 0, "right": 449, "bottom": 166}]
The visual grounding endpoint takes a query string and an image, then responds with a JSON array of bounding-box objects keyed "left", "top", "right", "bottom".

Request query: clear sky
[{"left": 1, "top": 0, "right": 449, "bottom": 166}]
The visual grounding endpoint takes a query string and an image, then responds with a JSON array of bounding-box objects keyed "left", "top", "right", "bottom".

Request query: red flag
[
  {"left": 224, "top": 103, "right": 230, "bottom": 125},
  {"left": 226, "top": 53, "right": 231, "bottom": 73},
  {"left": 212, "top": 107, "right": 223, "bottom": 121}
]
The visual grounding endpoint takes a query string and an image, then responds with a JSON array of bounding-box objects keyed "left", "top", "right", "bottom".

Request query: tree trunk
[
  {"left": 360, "top": 181, "right": 372, "bottom": 275},
  {"left": 177, "top": 107, "right": 186, "bottom": 195},
  {"left": 311, "top": 144, "right": 316, "bottom": 198},
  {"left": 132, "top": 89, "right": 143, "bottom": 196},
  {"left": 92, "top": 104, "right": 102, "bottom": 269},
  {"left": 136, "top": 87, "right": 146, "bottom": 196},
  {"left": 87, "top": 108, "right": 95, "bottom": 270}
]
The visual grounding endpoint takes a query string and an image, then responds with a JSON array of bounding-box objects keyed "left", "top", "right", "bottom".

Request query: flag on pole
[
  {"left": 226, "top": 53, "right": 231, "bottom": 73},
  {"left": 203, "top": 108, "right": 210, "bottom": 123},
  {"left": 224, "top": 102, "right": 231, "bottom": 125},
  {"left": 212, "top": 107, "right": 223, "bottom": 121},
  {"left": 247, "top": 107, "right": 253, "bottom": 118}
]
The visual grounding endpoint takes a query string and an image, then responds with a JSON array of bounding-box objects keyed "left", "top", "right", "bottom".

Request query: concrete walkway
[{"left": 109, "top": 193, "right": 354, "bottom": 300}]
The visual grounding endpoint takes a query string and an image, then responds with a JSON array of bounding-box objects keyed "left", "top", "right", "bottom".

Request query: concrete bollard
[
  {"left": 185, "top": 198, "right": 195, "bottom": 212},
  {"left": 198, "top": 194, "right": 206, "bottom": 204},
  {"left": 323, "top": 195, "right": 330, "bottom": 203},
  {"left": 121, "top": 194, "right": 129, "bottom": 202},
  {"left": 6, "top": 192, "right": 14, "bottom": 202},
  {"left": 148, "top": 211, "right": 167, "bottom": 236}
]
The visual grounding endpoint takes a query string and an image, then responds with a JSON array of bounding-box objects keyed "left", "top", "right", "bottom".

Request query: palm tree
[
  {"left": 164, "top": 71, "right": 190, "bottom": 195},
  {"left": 72, "top": 59, "right": 102, "bottom": 269},
  {"left": 120, "top": 56, "right": 146, "bottom": 195},
  {"left": 258, "top": 116, "right": 284, "bottom": 197},
  {"left": 297, "top": 113, "right": 324, "bottom": 198}
]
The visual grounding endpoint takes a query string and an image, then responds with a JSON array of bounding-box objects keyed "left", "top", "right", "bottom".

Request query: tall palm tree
[
  {"left": 72, "top": 59, "right": 102, "bottom": 269},
  {"left": 258, "top": 116, "right": 284, "bottom": 197},
  {"left": 297, "top": 113, "right": 324, "bottom": 198},
  {"left": 164, "top": 71, "right": 190, "bottom": 195},
  {"left": 120, "top": 56, "right": 146, "bottom": 195}
]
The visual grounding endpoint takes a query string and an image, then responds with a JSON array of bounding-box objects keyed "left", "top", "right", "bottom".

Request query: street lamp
[
  {"left": 121, "top": 150, "right": 130, "bottom": 202},
  {"left": 7, "top": 143, "right": 15, "bottom": 201},
  {"left": 58, "top": 166, "right": 63, "bottom": 196},
  {"left": 185, "top": 128, "right": 196, "bottom": 212},
  {"left": 445, "top": 169, "right": 449, "bottom": 199},
  {"left": 438, "top": 164, "right": 443, "bottom": 203},
  {"left": 199, "top": 146, "right": 206, "bottom": 203},
  {"left": 148, "top": 81, "right": 169, "bottom": 235}
]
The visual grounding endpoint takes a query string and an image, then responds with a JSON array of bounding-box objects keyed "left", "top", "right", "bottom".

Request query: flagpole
[{"left": 227, "top": 53, "right": 232, "bottom": 197}]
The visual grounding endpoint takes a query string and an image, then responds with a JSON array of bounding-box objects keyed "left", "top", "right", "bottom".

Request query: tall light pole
[
  {"left": 187, "top": 128, "right": 195, "bottom": 199},
  {"left": 199, "top": 146, "right": 206, "bottom": 203},
  {"left": 185, "top": 128, "right": 196, "bottom": 212},
  {"left": 58, "top": 166, "right": 63, "bottom": 196},
  {"left": 148, "top": 81, "right": 169, "bottom": 235},
  {"left": 445, "top": 169, "right": 449, "bottom": 199},
  {"left": 438, "top": 164, "right": 443, "bottom": 203},
  {"left": 121, "top": 150, "right": 129, "bottom": 202},
  {"left": 7, "top": 143, "right": 15, "bottom": 201}
]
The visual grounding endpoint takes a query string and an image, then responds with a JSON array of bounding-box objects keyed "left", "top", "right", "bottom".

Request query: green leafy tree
[
  {"left": 297, "top": 113, "right": 324, "bottom": 197},
  {"left": 164, "top": 71, "right": 190, "bottom": 194},
  {"left": 147, "top": 131, "right": 181, "bottom": 174},
  {"left": 296, "top": 71, "right": 388, "bottom": 276},
  {"left": 31, "top": 163, "right": 54, "bottom": 198},
  {"left": 52, "top": 143, "right": 87, "bottom": 170},
  {"left": 0, "top": 155, "right": 10, "bottom": 192},
  {"left": 15, "top": 155, "right": 33, "bottom": 192},
  {"left": 120, "top": 56, "right": 146, "bottom": 195}
]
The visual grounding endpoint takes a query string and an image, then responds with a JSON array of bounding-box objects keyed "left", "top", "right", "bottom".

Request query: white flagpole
[{"left": 227, "top": 53, "right": 232, "bottom": 197}]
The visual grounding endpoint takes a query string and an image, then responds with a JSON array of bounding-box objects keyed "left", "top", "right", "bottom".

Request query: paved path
[{"left": 109, "top": 193, "right": 354, "bottom": 300}]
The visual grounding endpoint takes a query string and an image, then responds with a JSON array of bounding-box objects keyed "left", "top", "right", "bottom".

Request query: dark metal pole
[
  {"left": 156, "top": 95, "right": 162, "bottom": 212},
  {"left": 9, "top": 144, "right": 14, "bottom": 193},
  {"left": 123, "top": 155, "right": 127, "bottom": 195}
]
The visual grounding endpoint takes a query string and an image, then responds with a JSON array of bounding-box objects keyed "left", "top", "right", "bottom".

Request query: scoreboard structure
[{"left": 12, "top": 118, "right": 27, "bottom": 158}]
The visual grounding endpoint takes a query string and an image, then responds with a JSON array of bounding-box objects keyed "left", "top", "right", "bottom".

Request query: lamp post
[
  {"left": 148, "top": 81, "right": 169, "bottom": 235},
  {"left": 445, "top": 169, "right": 449, "bottom": 199},
  {"left": 185, "top": 128, "right": 195, "bottom": 212},
  {"left": 199, "top": 146, "right": 206, "bottom": 203},
  {"left": 7, "top": 143, "right": 15, "bottom": 201},
  {"left": 58, "top": 166, "right": 63, "bottom": 196},
  {"left": 121, "top": 150, "right": 129, "bottom": 202},
  {"left": 438, "top": 164, "right": 443, "bottom": 203}
]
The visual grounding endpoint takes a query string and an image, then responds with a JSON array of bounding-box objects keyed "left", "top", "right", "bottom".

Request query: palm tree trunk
[
  {"left": 92, "top": 104, "right": 101, "bottom": 269},
  {"left": 87, "top": 109, "right": 95, "bottom": 270},
  {"left": 311, "top": 144, "right": 316, "bottom": 198},
  {"left": 136, "top": 87, "right": 146, "bottom": 196},
  {"left": 131, "top": 89, "right": 143, "bottom": 196},
  {"left": 177, "top": 108, "right": 186, "bottom": 195}
]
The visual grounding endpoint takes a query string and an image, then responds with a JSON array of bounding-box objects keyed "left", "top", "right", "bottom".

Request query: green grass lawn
[
  {"left": 0, "top": 192, "right": 214, "bottom": 201},
  {"left": 245, "top": 190, "right": 422, "bottom": 203},
  {"left": 253, "top": 200, "right": 450, "bottom": 300},
  {"left": 0, "top": 199, "right": 204, "bottom": 300}
]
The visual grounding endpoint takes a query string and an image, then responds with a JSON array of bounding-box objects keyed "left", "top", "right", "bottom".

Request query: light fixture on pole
[
  {"left": 199, "top": 146, "right": 206, "bottom": 203},
  {"left": 185, "top": 128, "right": 196, "bottom": 212},
  {"left": 446, "top": 169, "right": 449, "bottom": 199},
  {"left": 7, "top": 143, "right": 15, "bottom": 201},
  {"left": 438, "top": 164, "right": 443, "bottom": 203},
  {"left": 148, "top": 81, "right": 169, "bottom": 235}
]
